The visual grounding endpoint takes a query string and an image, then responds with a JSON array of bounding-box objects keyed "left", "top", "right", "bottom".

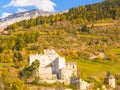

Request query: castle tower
[{"left": 106, "top": 74, "right": 116, "bottom": 88}]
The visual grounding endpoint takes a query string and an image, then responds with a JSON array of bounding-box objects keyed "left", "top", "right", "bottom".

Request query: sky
[{"left": 0, "top": 0, "right": 103, "bottom": 18}]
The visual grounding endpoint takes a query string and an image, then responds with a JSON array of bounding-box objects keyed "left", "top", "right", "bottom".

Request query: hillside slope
[
  {"left": 0, "top": 10, "right": 56, "bottom": 32},
  {"left": 5, "top": 0, "right": 120, "bottom": 30},
  {"left": 0, "top": 0, "right": 120, "bottom": 89}
]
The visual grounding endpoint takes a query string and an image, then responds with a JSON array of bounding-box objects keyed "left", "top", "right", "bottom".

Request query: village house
[
  {"left": 106, "top": 74, "right": 116, "bottom": 88},
  {"left": 89, "top": 52, "right": 106, "bottom": 60}
]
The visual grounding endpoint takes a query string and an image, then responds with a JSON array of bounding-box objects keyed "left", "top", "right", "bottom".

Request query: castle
[
  {"left": 29, "top": 49, "right": 90, "bottom": 89},
  {"left": 30, "top": 49, "right": 77, "bottom": 81}
]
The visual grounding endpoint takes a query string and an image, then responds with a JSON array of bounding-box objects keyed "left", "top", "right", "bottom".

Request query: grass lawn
[
  {"left": 67, "top": 59, "right": 120, "bottom": 79},
  {"left": 110, "top": 48, "right": 120, "bottom": 54},
  {"left": 79, "top": 34, "right": 98, "bottom": 39}
]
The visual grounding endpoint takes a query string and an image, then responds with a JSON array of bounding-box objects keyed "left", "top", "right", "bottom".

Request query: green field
[{"left": 68, "top": 59, "right": 120, "bottom": 78}]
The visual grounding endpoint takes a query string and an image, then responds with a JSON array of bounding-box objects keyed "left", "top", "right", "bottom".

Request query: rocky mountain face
[{"left": 0, "top": 9, "right": 57, "bottom": 32}]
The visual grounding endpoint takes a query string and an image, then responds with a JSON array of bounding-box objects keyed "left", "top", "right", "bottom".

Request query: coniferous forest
[{"left": 6, "top": 0, "right": 120, "bottom": 30}]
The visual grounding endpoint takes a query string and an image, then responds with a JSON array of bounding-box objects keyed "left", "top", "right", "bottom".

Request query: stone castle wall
[
  {"left": 38, "top": 67, "right": 57, "bottom": 80},
  {"left": 29, "top": 49, "right": 78, "bottom": 85}
]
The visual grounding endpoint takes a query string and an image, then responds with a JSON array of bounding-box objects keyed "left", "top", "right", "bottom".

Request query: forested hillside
[
  {"left": 0, "top": 0, "right": 120, "bottom": 89},
  {"left": 6, "top": 0, "right": 120, "bottom": 30}
]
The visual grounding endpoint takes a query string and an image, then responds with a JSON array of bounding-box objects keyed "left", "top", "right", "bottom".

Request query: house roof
[{"left": 108, "top": 75, "right": 115, "bottom": 79}]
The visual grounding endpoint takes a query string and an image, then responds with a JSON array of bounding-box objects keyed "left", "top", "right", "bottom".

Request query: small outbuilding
[{"left": 106, "top": 74, "right": 116, "bottom": 88}]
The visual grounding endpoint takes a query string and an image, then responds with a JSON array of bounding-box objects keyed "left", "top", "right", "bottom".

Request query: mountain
[
  {"left": 5, "top": 0, "right": 120, "bottom": 31},
  {"left": 1, "top": 0, "right": 120, "bottom": 32},
  {"left": 0, "top": 9, "right": 57, "bottom": 32}
]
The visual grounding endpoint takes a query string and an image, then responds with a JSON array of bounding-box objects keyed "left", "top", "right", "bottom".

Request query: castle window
[{"left": 73, "top": 65, "right": 75, "bottom": 69}]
